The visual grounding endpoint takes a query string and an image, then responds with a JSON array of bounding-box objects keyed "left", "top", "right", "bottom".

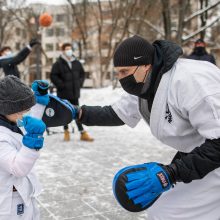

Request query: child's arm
[
  {"left": 30, "top": 80, "right": 50, "bottom": 119},
  {"left": 0, "top": 116, "right": 46, "bottom": 177},
  {"left": 0, "top": 140, "right": 40, "bottom": 177},
  {"left": 30, "top": 103, "right": 46, "bottom": 119}
]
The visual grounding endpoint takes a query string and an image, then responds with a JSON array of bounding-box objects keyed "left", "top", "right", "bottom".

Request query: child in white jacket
[{"left": 0, "top": 75, "right": 46, "bottom": 220}]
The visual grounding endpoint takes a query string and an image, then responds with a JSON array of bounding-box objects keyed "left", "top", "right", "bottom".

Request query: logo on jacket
[
  {"left": 17, "top": 203, "right": 24, "bottom": 215},
  {"left": 165, "top": 104, "right": 172, "bottom": 123}
]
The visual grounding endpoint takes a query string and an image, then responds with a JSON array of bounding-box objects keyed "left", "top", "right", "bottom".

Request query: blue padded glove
[
  {"left": 22, "top": 116, "right": 46, "bottom": 150},
  {"left": 61, "top": 99, "right": 78, "bottom": 119},
  {"left": 32, "top": 80, "right": 50, "bottom": 105},
  {"left": 113, "top": 162, "right": 173, "bottom": 212}
]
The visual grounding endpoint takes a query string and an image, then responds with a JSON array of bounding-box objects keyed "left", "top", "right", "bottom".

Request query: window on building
[
  {"left": 29, "top": 56, "right": 36, "bottom": 65},
  {"left": 56, "top": 43, "right": 62, "bottom": 50},
  {"left": 46, "top": 58, "right": 53, "bottom": 65},
  {"left": 46, "top": 28, "right": 54, "bottom": 37},
  {"left": 55, "top": 28, "right": 65, "bottom": 36},
  {"left": 15, "top": 42, "right": 20, "bottom": 50},
  {"left": 45, "top": 43, "right": 54, "bottom": 52},
  {"left": 16, "top": 28, "right": 20, "bottom": 36},
  {"left": 22, "top": 30, "right": 27, "bottom": 38},
  {"left": 56, "top": 14, "right": 67, "bottom": 22},
  {"left": 46, "top": 71, "right": 51, "bottom": 79},
  {"left": 101, "top": 41, "right": 109, "bottom": 49},
  {"left": 106, "top": 71, "right": 111, "bottom": 79},
  {"left": 101, "top": 56, "right": 109, "bottom": 65},
  {"left": 29, "top": 72, "right": 37, "bottom": 82}
]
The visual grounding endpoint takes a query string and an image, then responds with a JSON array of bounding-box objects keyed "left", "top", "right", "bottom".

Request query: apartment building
[{"left": 2, "top": 1, "right": 219, "bottom": 86}]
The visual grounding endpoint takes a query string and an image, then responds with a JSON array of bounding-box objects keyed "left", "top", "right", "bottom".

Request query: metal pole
[
  {"left": 0, "top": 0, "right": 4, "bottom": 48},
  {"left": 35, "top": 14, "right": 42, "bottom": 80}
]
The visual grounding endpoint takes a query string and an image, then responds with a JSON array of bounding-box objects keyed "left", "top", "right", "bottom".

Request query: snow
[{"left": 36, "top": 87, "right": 177, "bottom": 220}]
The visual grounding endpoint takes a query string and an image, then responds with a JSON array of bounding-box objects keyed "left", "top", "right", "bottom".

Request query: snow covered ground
[{"left": 36, "top": 87, "right": 177, "bottom": 220}]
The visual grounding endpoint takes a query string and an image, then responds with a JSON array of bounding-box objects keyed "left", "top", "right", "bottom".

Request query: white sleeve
[
  {"left": 0, "top": 139, "right": 40, "bottom": 177},
  {"left": 30, "top": 103, "right": 46, "bottom": 119},
  {"left": 111, "top": 93, "right": 142, "bottom": 128},
  {"left": 189, "top": 93, "right": 220, "bottom": 139}
]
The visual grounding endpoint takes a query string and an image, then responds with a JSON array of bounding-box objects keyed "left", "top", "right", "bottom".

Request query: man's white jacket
[
  {"left": 112, "top": 58, "right": 220, "bottom": 218},
  {"left": 113, "top": 58, "right": 220, "bottom": 151}
]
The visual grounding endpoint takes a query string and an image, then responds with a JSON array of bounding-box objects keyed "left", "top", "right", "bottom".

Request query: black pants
[{"left": 64, "top": 98, "right": 84, "bottom": 132}]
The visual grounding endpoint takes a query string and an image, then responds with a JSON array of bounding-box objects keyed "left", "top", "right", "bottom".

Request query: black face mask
[
  {"left": 194, "top": 46, "right": 206, "bottom": 55},
  {"left": 119, "top": 74, "right": 145, "bottom": 96}
]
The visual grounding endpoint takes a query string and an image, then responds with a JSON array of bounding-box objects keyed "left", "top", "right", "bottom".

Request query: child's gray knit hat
[{"left": 0, "top": 75, "right": 36, "bottom": 115}]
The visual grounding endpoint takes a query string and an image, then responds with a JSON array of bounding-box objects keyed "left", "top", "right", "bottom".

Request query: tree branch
[
  {"left": 184, "top": 0, "right": 220, "bottom": 23},
  {"left": 182, "top": 16, "right": 220, "bottom": 42}
]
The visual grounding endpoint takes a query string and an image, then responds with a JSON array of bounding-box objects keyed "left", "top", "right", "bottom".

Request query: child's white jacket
[{"left": 0, "top": 104, "right": 45, "bottom": 215}]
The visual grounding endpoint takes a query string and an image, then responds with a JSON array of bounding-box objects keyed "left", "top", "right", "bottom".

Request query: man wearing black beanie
[{"left": 68, "top": 35, "right": 220, "bottom": 219}]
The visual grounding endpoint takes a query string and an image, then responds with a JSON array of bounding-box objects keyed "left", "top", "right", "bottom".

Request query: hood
[
  {"left": 60, "top": 54, "right": 76, "bottom": 63},
  {"left": 140, "top": 40, "right": 183, "bottom": 112},
  {"left": 153, "top": 40, "right": 183, "bottom": 73}
]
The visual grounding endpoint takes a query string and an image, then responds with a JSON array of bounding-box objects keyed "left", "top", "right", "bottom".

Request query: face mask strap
[
  {"left": 142, "top": 66, "right": 150, "bottom": 83},
  {"left": 133, "top": 66, "right": 139, "bottom": 75},
  {"left": 132, "top": 66, "right": 140, "bottom": 83},
  {"left": 133, "top": 65, "right": 149, "bottom": 83}
]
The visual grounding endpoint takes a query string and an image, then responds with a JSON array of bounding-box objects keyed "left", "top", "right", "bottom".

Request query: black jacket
[
  {"left": 50, "top": 56, "right": 85, "bottom": 100},
  {"left": 186, "top": 47, "right": 216, "bottom": 65},
  {"left": 0, "top": 46, "right": 31, "bottom": 78}
]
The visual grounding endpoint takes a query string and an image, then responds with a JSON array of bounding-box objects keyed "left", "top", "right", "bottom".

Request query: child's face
[{"left": 5, "top": 109, "right": 31, "bottom": 123}]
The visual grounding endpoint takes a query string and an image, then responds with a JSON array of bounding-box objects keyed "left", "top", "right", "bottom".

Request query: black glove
[{"left": 29, "top": 38, "right": 41, "bottom": 47}]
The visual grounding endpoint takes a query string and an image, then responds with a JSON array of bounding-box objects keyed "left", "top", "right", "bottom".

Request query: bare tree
[
  {"left": 66, "top": 0, "right": 220, "bottom": 87},
  {"left": 161, "top": 0, "right": 220, "bottom": 44},
  {"left": 67, "top": 0, "right": 152, "bottom": 86},
  {"left": 161, "top": 0, "right": 172, "bottom": 41},
  {"left": 0, "top": 0, "right": 21, "bottom": 48},
  {"left": 96, "top": 0, "right": 139, "bottom": 86},
  {"left": 67, "top": 0, "right": 89, "bottom": 58}
]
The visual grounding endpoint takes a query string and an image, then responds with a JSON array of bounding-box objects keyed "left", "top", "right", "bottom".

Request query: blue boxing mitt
[
  {"left": 48, "top": 95, "right": 78, "bottom": 119},
  {"left": 61, "top": 99, "right": 78, "bottom": 119},
  {"left": 22, "top": 115, "right": 46, "bottom": 150},
  {"left": 113, "top": 162, "right": 175, "bottom": 212},
  {"left": 42, "top": 95, "right": 79, "bottom": 127},
  {"left": 32, "top": 80, "right": 50, "bottom": 105}
]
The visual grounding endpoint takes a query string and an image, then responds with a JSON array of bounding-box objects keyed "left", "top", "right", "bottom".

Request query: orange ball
[{"left": 39, "top": 13, "right": 53, "bottom": 27}]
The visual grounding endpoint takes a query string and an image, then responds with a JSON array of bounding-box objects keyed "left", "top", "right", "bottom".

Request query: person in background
[
  {"left": 186, "top": 38, "right": 216, "bottom": 64},
  {"left": 50, "top": 43, "right": 94, "bottom": 142},
  {"left": 0, "top": 39, "right": 40, "bottom": 78}
]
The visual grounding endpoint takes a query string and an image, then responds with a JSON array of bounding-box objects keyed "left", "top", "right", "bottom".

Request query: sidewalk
[{"left": 36, "top": 121, "right": 176, "bottom": 220}]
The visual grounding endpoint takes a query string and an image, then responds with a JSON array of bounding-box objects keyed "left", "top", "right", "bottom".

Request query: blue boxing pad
[
  {"left": 113, "top": 163, "right": 172, "bottom": 212},
  {"left": 42, "top": 94, "right": 76, "bottom": 127}
]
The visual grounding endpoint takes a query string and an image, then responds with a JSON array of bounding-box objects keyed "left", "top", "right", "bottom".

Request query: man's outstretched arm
[
  {"left": 78, "top": 93, "right": 142, "bottom": 127},
  {"left": 78, "top": 105, "right": 125, "bottom": 126}
]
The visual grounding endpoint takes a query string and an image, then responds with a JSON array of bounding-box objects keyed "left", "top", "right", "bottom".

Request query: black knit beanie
[
  {"left": 0, "top": 75, "right": 36, "bottom": 115},
  {"left": 113, "top": 35, "right": 155, "bottom": 67}
]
